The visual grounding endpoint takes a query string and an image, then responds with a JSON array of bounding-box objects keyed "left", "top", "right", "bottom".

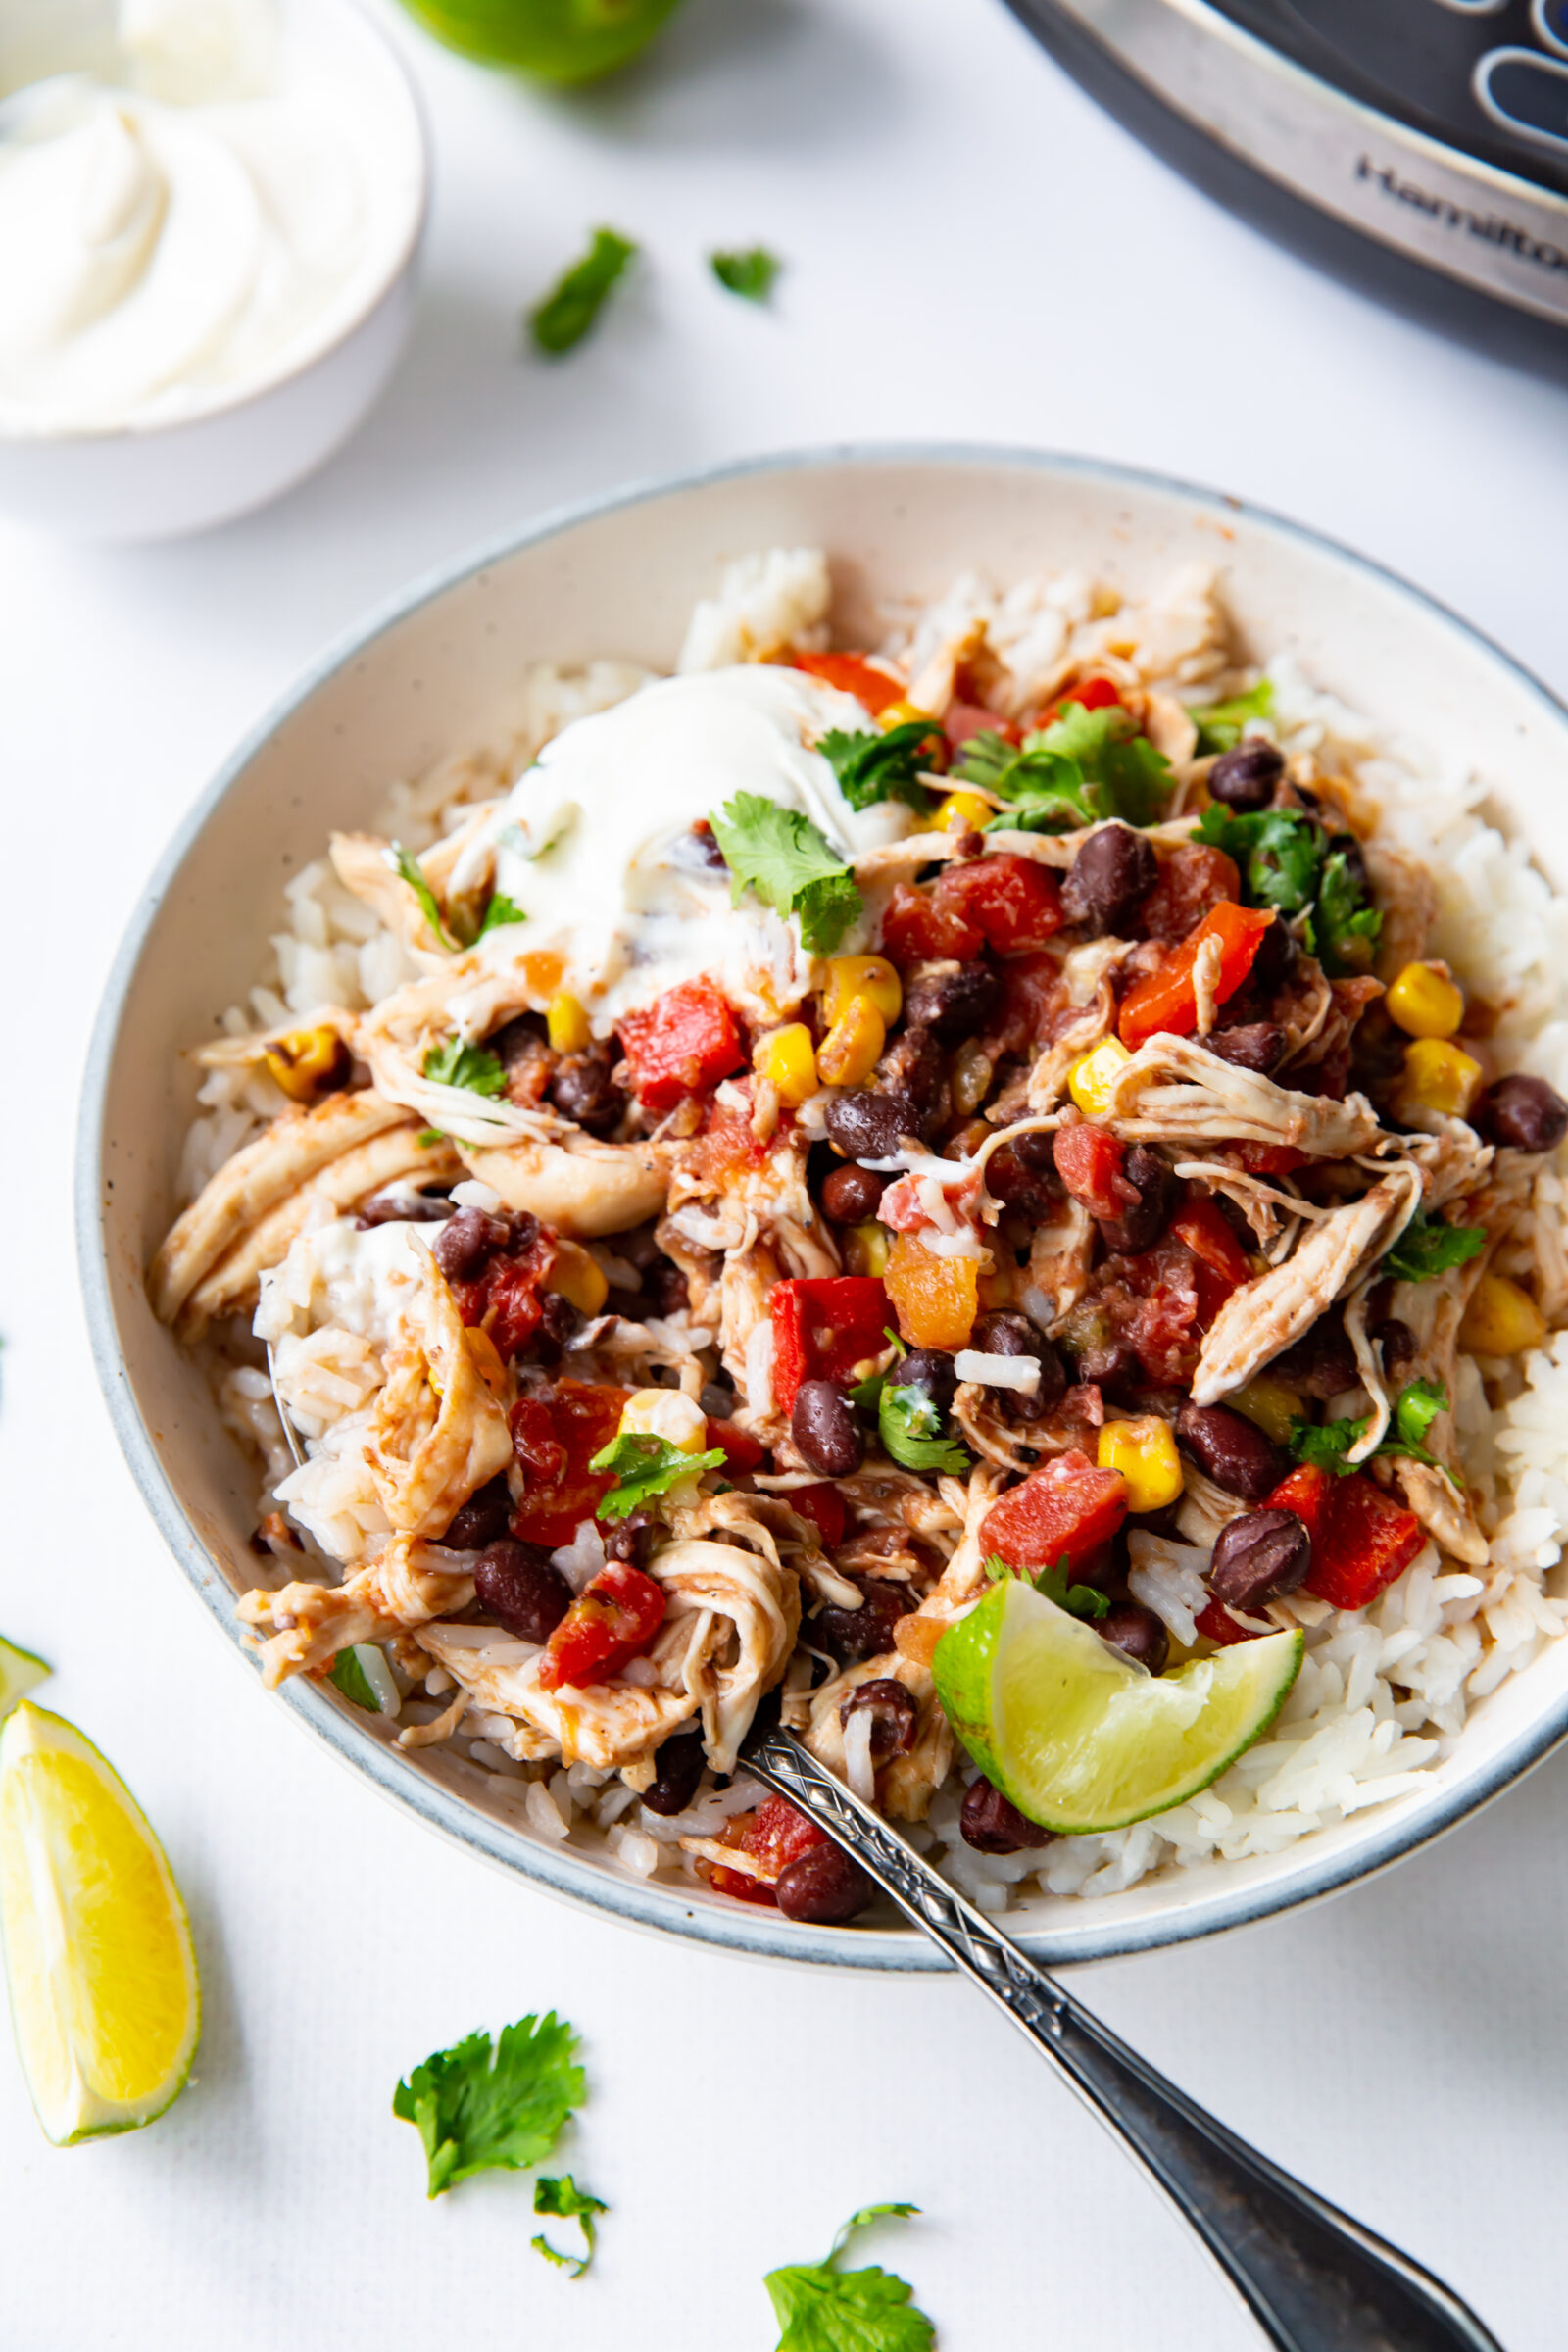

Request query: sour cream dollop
[
  {"left": 0, "top": 0, "right": 420, "bottom": 433},
  {"left": 467, "top": 665, "right": 923, "bottom": 1032}
]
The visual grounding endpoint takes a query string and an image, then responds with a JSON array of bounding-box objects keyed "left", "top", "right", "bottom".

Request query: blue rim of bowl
[{"left": 76, "top": 441, "right": 1568, "bottom": 1970}]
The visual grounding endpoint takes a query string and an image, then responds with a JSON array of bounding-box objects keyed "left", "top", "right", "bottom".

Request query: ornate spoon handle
[{"left": 744, "top": 1729, "right": 1502, "bottom": 2352}]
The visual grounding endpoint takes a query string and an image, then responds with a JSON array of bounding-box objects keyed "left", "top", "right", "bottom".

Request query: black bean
[
  {"left": 985, "top": 1144, "right": 1057, "bottom": 1223},
  {"left": 1176, "top": 1401, "right": 1290, "bottom": 1501},
  {"left": 903, "top": 963, "right": 1001, "bottom": 1044},
  {"left": 965, "top": 1309, "right": 1063, "bottom": 1425},
  {"left": 1208, "top": 739, "right": 1284, "bottom": 811},
  {"left": 640, "top": 1729, "right": 707, "bottom": 1816},
  {"left": 820, "top": 1163, "right": 888, "bottom": 1223},
  {"left": 549, "top": 1047, "right": 624, "bottom": 1136},
  {"left": 488, "top": 1015, "right": 550, "bottom": 1068},
  {"left": 823, "top": 1089, "right": 921, "bottom": 1162},
  {"left": 840, "top": 1677, "right": 919, "bottom": 1761},
  {"left": 1206, "top": 1022, "right": 1287, "bottom": 1076},
  {"left": 603, "top": 1510, "right": 658, "bottom": 1571},
  {"left": 1008, "top": 1127, "right": 1060, "bottom": 1178},
  {"left": 357, "top": 1188, "right": 451, "bottom": 1230},
  {"left": 1099, "top": 1601, "right": 1170, "bottom": 1674},
  {"left": 899, "top": 1348, "right": 957, "bottom": 1411},
  {"left": 1096, "top": 1143, "right": 1177, "bottom": 1254},
  {"left": 432, "top": 1205, "right": 513, "bottom": 1281},
  {"left": 442, "top": 1475, "right": 513, "bottom": 1551},
  {"left": 1474, "top": 1074, "right": 1568, "bottom": 1154},
  {"left": 811, "top": 1577, "right": 908, "bottom": 1663},
  {"left": 689, "top": 819, "right": 727, "bottom": 871},
  {"left": 1061, "top": 822, "right": 1158, "bottom": 935},
  {"left": 792, "top": 1380, "right": 864, "bottom": 1478},
  {"left": 643, "top": 1258, "right": 690, "bottom": 1316},
  {"left": 969, "top": 1309, "right": 1035, "bottom": 1358},
  {"left": 875, "top": 1028, "right": 946, "bottom": 1121},
  {"left": 1208, "top": 1508, "right": 1311, "bottom": 1610},
  {"left": 1272, "top": 1311, "right": 1358, "bottom": 1399},
  {"left": 473, "top": 1539, "right": 571, "bottom": 1642},
  {"left": 960, "top": 1776, "right": 1054, "bottom": 1854},
  {"left": 1374, "top": 1317, "right": 1417, "bottom": 1386},
  {"left": 534, "top": 1291, "right": 580, "bottom": 1366},
  {"left": 775, "top": 1839, "right": 873, "bottom": 1924},
  {"left": 1249, "top": 912, "right": 1297, "bottom": 992}
]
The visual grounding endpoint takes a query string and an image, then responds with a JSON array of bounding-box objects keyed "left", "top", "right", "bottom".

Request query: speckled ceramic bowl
[{"left": 77, "top": 446, "right": 1568, "bottom": 1968}]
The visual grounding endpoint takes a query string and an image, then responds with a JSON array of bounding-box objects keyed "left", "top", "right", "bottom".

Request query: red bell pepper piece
[
  {"left": 538, "top": 1560, "right": 666, "bottom": 1691},
  {"left": 509, "top": 1380, "right": 629, "bottom": 1548},
  {"left": 790, "top": 1482, "right": 848, "bottom": 1547},
  {"left": 1171, "top": 1198, "right": 1252, "bottom": 1297},
  {"left": 771, "top": 1276, "right": 891, "bottom": 1414},
  {"left": 617, "top": 979, "right": 744, "bottom": 1111},
  {"left": 979, "top": 1449, "right": 1130, "bottom": 1576},
  {"left": 1306, "top": 1475, "right": 1426, "bottom": 1612},
  {"left": 1042, "top": 676, "right": 1123, "bottom": 721},
  {"left": 1118, "top": 901, "right": 1276, "bottom": 1053},
  {"left": 880, "top": 880, "right": 985, "bottom": 966},
  {"left": 936, "top": 855, "right": 1064, "bottom": 955},
  {"left": 1233, "top": 1141, "right": 1308, "bottom": 1178},
  {"left": 706, "top": 1794, "right": 826, "bottom": 1905},
  {"left": 1053, "top": 1122, "right": 1133, "bottom": 1221},
  {"left": 1263, "top": 1462, "right": 1332, "bottom": 1543},
  {"left": 707, "top": 1418, "right": 765, "bottom": 1475},
  {"left": 793, "top": 649, "right": 906, "bottom": 715},
  {"left": 1195, "top": 1597, "right": 1267, "bottom": 1645}
]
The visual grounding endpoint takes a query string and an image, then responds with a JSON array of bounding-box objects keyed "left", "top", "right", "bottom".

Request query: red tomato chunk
[
  {"left": 1260, "top": 1461, "right": 1424, "bottom": 1613},
  {"left": 538, "top": 1561, "right": 666, "bottom": 1692},
  {"left": 617, "top": 979, "right": 744, "bottom": 1111},
  {"left": 791, "top": 1482, "right": 848, "bottom": 1547},
  {"left": 1118, "top": 901, "right": 1275, "bottom": 1053},
  {"left": 707, "top": 1795, "right": 825, "bottom": 1906},
  {"left": 1137, "top": 842, "right": 1240, "bottom": 946},
  {"left": 881, "top": 880, "right": 984, "bottom": 966},
  {"left": 1053, "top": 1122, "right": 1134, "bottom": 1221},
  {"left": 509, "top": 1380, "right": 629, "bottom": 1549},
  {"left": 979, "top": 1449, "right": 1130, "bottom": 1576},
  {"left": 771, "top": 1276, "right": 891, "bottom": 1413},
  {"left": 937, "top": 855, "right": 1064, "bottom": 955}
]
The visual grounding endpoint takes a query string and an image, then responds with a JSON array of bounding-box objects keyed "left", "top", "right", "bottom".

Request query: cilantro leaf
[
  {"left": 764, "top": 2204, "right": 933, "bottom": 2352},
  {"left": 1315, "top": 843, "right": 1382, "bottom": 976},
  {"left": 531, "top": 2176, "right": 607, "bottom": 2278},
  {"left": 817, "top": 722, "right": 939, "bottom": 813},
  {"left": 710, "top": 791, "right": 862, "bottom": 954},
  {"left": 1188, "top": 680, "right": 1275, "bottom": 756},
  {"left": 477, "top": 891, "right": 526, "bottom": 938},
  {"left": 984, "top": 1551, "right": 1109, "bottom": 1621},
  {"left": 422, "top": 1037, "right": 507, "bottom": 1098},
  {"left": 962, "top": 734, "right": 1095, "bottom": 834},
  {"left": 588, "top": 1432, "right": 726, "bottom": 1521},
  {"left": 528, "top": 228, "right": 638, "bottom": 356},
  {"left": 393, "top": 2014, "right": 584, "bottom": 2198},
  {"left": 1287, "top": 1416, "right": 1361, "bottom": 1477},
  {"left": 963, "top": 706, "right": 1171, "bottom": 833},
  {"left": 878, "top": 1383, "right": 970, "bottom": 1474},
  {"left": 1394, "top": 1377, "right": 1447, "bottom": 1450},
  {"left": 1195, "top": 804, "right": 1323, "bottom": 917},
  {"left": 1290, "top": 1381, "right": 1458, "bottom": 1485},
  {"left": 390, "top": 842, "right": 455, "bottom": 947},
  {"left": 1383, "top": 1210, "right": 1488, "bottom": 1284},
  {"left": 710, "top": 245, "right": 783, "bottom": 302}
]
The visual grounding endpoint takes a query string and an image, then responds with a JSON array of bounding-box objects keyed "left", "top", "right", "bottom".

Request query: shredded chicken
[
  {"left": 328, "top": 832, "right": 456, "bottom": 961},
  {"left": 461, "top": 1131, "right": 668, "bottom": 1238},
  {"left": 238, "top": 1535, "right": 475, "bottom": 1684},
  {"left": 1027, "top": 1197, "right": 1097, "bottom": 1327},
  {"left": 362, "top": 1257, "right": 514, "bottom": 1538},
  {"left": 1102, "top": 1032, "right": 1385, "bottom": 1156},
  {"left": 802, "top": 1655, "right": 953, "bottom": 1823}
]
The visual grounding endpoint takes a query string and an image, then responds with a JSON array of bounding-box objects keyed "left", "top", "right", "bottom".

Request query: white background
[{"left": 3, "top": 2, "right": 1567, "bottom": 2345}]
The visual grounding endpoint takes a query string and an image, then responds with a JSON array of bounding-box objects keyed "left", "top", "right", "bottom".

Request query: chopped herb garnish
[
  {"left": 531, "top": 2176, "right": 607, "bottom": 2278},
  {"left": 984, "top": 1551, "right": 1110, "bottom": 1621},
  {"left": 528, "top": 227, "right": 638, "bottom": 356},
  {"left": 417, "top": 1128, "right": 447, "bottom": 1149},
  {"left": 588, "top": 1432, "right": 726, "bottom": 1521},
  {"left": 1315, "top": 844, "right": 1383, "bottom": 976},
  {"left": 422, "top": 1037, "right": 507, "bottom": 1098},
  {"left": 477, "top": 891, "right": 527, "bottom": 938},
  {"left": 878, "top": 1384, "right": 969, "bottom": 1474},
  {"left": 1290, "top": 1379, "right": 1458, "bottom": 1486},
  {"left": 764, "top": 2204, "right": 934, "bottom": 2352},
  {"left": 817, "top": 721, "right": 940, "bottom": 814},
  {"left": 1383, "top": 1209, "right": 1488, "bottom": 1283},
  {"left": 1188, "top": 679, "right": 1276, "bottom": 756},
  {"left": 962, "top": 703, "right": 1172, "bottom": 833},
  {"left": 710, "top": 791, "right": 862, "bottom": 954},
  {"left": 393, "top": 2014, "right": 584, "bottom": 2199},
  {"left": 1195, "top": 803, "right": 1322, "bottom": 917},
  {"left": 710, "top": 245, "right": 783, "bottom": 302},
  {"left": 390, "top": 843, "right": 455, "bottom": 948}
]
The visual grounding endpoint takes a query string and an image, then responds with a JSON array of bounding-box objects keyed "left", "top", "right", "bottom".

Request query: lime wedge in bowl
[
  {"left": 934, "top": 1580, "right": 1303, "bottom": 1836},
  {"left": 0, "top": 1704, "right": 199, "bottom": 2144}
]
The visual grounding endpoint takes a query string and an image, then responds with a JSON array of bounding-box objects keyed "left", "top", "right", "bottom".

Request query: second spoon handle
[{"left": 745, "top": 1730, "right": 1501, "bottom": 2352}]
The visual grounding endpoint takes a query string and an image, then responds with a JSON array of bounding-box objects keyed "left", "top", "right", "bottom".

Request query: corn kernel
[
  {"left": 878, "top": 699, "right": 936, "bottom": 732},
  {"left": 1396, "top": 1037, "right": 1484, "bottom": 1120},
  {"left": 823, "top": 955, "right": 902, "bottom": 1026},
  {"left": 1097, "top": 1415, "right": 1184, "bottom": 1514},
  {"left": 263, "top": 1025, "right": 345, "bottom": 1103},
  {"left": 976, "top": 1264, "right": 1015, "bottom": 1312},
  {"left": 951, "top": 1036, "right": 995, "bottom": 1118},
  {"left": 544, "top": 1239, "right": 609, "bottom": 1317},
  {"left": 1458, "top": 1273, "right": 1546, "bottom": 1358},
  {"left": 818, "top": 995, "right": 886, "bottom": 1088},
  {"left": 753, "top": 1022, "right": 819, "bottom": 1106},
  {"left": 1228, "top": 1376, "right": 1299, "bottom": 1446},
  {"left": 1386, "top": 961, "right": 1464, "bottom": 1041},
  {"left": 1068, "top": 1036, "right": 1134, "bottom": 1119},
  {"left": 547, "top": 991, "right": 592, "bottom": 1054},
  {"left": 619, "top": 1387, "right": 710, "bottom": 1454},
  {"left": 843, "top": 1220, "right": 891, "bottom": 1277},
  {"left": 934, "top": 789, "right": 993, "bottom": 834}
]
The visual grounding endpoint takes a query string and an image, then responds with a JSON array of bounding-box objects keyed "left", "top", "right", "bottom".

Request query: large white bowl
[
  {"left": 0, "top": 0, "right": 427, "bottom": 542},
  {"left": 77, "top": 447, "right": 1568, "bottom": 1968}
]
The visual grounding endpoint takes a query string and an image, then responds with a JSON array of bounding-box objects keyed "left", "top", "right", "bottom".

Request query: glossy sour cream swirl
[{"left": 465, "top": 666, "right": 923, "bottom": 1033}]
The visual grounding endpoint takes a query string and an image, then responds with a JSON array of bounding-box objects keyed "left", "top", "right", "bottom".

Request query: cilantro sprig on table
[
  {"left": 588, "top": 1432, "right": 726, "bottom": 1520},
  {"left": 958, "top": 702, "right": 1172, "bottom": 834},
  {"left": 817, "top": 721, "right": 941, "bottom": 814},
  {"left": 710, "top": 245, "right": 784, "bottom": 302},
  {"left": 1382, "top": 1209, "right": 1488, "bottom": 1284},
  {"left": 764, "top": 2204, "right": 935, "bottom": 2352},
  {"left": 1186, "top": 679, "right": 1275, "bottom": 755},
  {"left": 984, "top": 1550, "right": 1109, "bottom": 1622},
  {"left": 422, "top": 1036, "right": 507, "bottom": 1098},
  {"left": 393, "top": 2014, "right": 585, "bottom": 2198},
  {"left": 532, "top": 2176, "right": 608, "bottom": 2278},
  {"left": 528, "top": 227, "right": 638, "bottom": 355},
  {"left": 710, "top": 791, "right": 862, "bottom": 954},
  {"left": 1290, "top": 1379, "right": 1459, "bottom": 1486}
]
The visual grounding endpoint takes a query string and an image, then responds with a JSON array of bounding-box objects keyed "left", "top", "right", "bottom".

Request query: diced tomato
[
  {"left": 792, "top": 650, "right": 906, "bottom": 716},
  {"left": 1118, "top": 901, "right": 1276, "bottom": 1053},
  {"left": 707, "top": 1418, "right": 765, "bottom": 1474},
  {"left": 689, "top": 1099, "right": 771, "bottom": 1188},
  {"left": 1053, "top": 1121, "right": 1133, "bottom": 1220},
  {"left": 791, "top": 1483, "right": 848, "bottom": 1547},
  {"left": 617, "top": 979, "right": 744, "bottom": 1112},
  {"left": 945, "top": 699, "right": 1017, "bottom": 751},
  {"left": 937, "top": 855, "right": 1064, "bottom": 955},
  {"left": 706, "top": 1794, "right": 826, "bottom": 1905},
  {"left": 880, "top": 881, "right": 984, "bottom": 966},
  {"left": 1196, "top": 1597, "right": 1267, "bottom": 1645},
  {"left": 1306, "top": 1475, "right": 1426, "bottom": 1612},
  {"left": 1263, "top": 1463, "right": 1333, "bottom": 1544},
  {"left": 509, "top": 1380, "right": 629, "bottom": 1548},
  {"left": 538, "top": 1561, "right": 666, "bottom": 1692},
  {"left": 771, "top": 1277, "right": 891, "bottom": 1414},
  {"left": 979, "top": 1448, "right": 1130, "bottom": 1576},
  {"left": 1137, "top": 843, "right": 1241, "bottom": 946},
  {"left": 449, "top": 1221, "right": 557, "bottom": 1361},
  {"left": 1232, "top": 1141, "right": 1308, "bottom": 1178},
  {"left": 1171, "top": 1199, "right": 1252, "bottom": 1295},
  {"left": 1120, "top": 1238, "right": 1202, "bottom": 1383}
]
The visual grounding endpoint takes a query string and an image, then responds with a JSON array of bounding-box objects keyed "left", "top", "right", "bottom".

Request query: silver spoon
[{"left": 743, "top": 1724, "right": 1502, "bottom": 2352}]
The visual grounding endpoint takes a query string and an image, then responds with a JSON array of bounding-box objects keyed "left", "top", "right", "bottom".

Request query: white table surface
[{"left": 4, "top": 3, "right": 1567, "bottom": 2344}]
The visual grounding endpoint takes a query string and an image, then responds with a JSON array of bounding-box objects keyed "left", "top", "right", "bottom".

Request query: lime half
[
  {"left": 0, "top": 1704, "right": 199, "bottom": 2144},
  {"left": 0, "top": 1636, "right": 49, "bottom": 1720},
  {"left": 397, "top": 0, "right": 686, "bottom": 82},
  {"left": 934, "top": 1581, "right": 1302, "bottom": 1836}
]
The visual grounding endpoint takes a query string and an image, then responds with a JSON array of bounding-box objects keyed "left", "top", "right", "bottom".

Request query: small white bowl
[
  {"left": 77, "top": 448, "right": 1568, "bottom": 1968},
  {"left": 0, "top": 0, "right": 427, "bottom": 542}
]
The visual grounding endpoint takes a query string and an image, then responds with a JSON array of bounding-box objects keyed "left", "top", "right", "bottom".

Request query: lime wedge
[
  {"left": 0, "top": 1704, "right": 199, "bottom": 2144},
  {"left": 396, "top": 0, "right": 686, "bottom": 82},
  {"left": 0, "top": 1636, "right": 49, "bottom": 1719},
  {"left": 934, "top": 1581, "right": 1302, "bottom": 1836}
]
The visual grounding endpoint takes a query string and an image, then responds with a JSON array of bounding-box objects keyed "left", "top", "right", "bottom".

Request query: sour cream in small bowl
[{"left": 0, "top": 0, "right": 427, "bottom": 540}]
